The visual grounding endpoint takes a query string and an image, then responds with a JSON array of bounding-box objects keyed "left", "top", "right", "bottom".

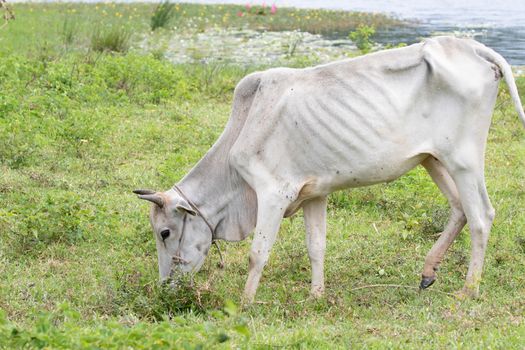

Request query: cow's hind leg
[
  {"left": 303, "top": 196, "right": 327, "bottom": 298},
  {"left": 243, "top": 191, "right": 290, "bottom": 304},
  {"left": 441, "top": 150, "right": 495, "bottom": 298},
  {"left": 420, "top": 157, "right": 467, "bottom": 289}
]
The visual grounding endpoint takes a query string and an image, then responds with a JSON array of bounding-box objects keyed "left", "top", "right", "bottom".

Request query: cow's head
[{"left": 133, "top": 189, "right": 213, "bottom": 282}]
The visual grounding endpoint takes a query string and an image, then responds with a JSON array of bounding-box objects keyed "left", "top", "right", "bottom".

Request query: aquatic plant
[
  {"left": 238, "top": 2, "right": 277, "bottom": 17},
  {"left": 349, "top": 24, "right": 376, "bottom": 54}
]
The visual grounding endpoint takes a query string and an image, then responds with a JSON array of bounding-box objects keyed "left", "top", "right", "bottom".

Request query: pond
[
  {"left": 143, "top": 28, "right": 358, "bottom": 66},
  {"left": 183, "top": 0, "right": 525, "bottom": 65},
  {"left": 15, "top": 0, "right": 525, "bottom": 65}
]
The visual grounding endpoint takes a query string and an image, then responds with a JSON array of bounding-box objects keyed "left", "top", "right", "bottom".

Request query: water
[
  {"left": 147, "top": 28, "right": 358, "bottom": 65},
  {"left": 18, "top": 0, "right": 525, "bottom": 64},
  {"left": 181, "top": 0, "right": 525, "bottom": 65}
]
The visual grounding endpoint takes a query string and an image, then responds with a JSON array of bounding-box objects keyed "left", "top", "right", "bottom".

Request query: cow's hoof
[
  {"left": 310, "top": 286, "right": 325, "bottom": 299},
  {"left": 454, "top": 286, "right": 479, "bottom": 300},
  {"left": 240, "top": 292, "right": 255, "bottom": 308},
  {"left": 419, "top": 275, "right": 436, "bottom": 290}
]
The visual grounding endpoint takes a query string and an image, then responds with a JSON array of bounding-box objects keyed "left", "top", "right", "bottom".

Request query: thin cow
[{"left": 134, "top": 36, "right": 525, "bottom": 303}]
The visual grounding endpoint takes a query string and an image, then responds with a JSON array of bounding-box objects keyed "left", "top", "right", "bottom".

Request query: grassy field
[{"left": 1, "top": 3, "right": 525, "bottom": 349}]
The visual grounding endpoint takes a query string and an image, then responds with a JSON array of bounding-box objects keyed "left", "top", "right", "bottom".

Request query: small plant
[
  {"left": 349, "top": 24, "right": 376, "bottom": 54},
  {"left": 61, "top": 17, "right": 77, "bottom": 48},
  {"left": 0, "top": 0, "right": 15, "bottom": 29},
  {"left": 150, "top": 0, "right": 176, "bottom": 31},
  {"left": 2, "top": 191, "right": 94, "bottom": 255},
  {"left": 386, "top": 42, "right": 407, "bottom": 49},
  {"left": 90, "top": 26, "right": 131, "bottom": 53},
  {"left": 285, "top": 32, "right": 303, "bottom": 57},
  {"left": 151, "top": 47, "right": 166, "bottom": 60}
]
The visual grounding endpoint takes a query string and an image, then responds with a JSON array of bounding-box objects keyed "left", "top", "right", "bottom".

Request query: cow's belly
[
  {"left": 277, "top": 146, "right": 428, "bottom": 217},
  {"left": 272, "top": 92, "right": 433, "bottom": 194},
  {"left": 289, "top": 141, "right": 428, "bottom": 190},
  {"left": 317, "top": 151, "right": 427, "bottom": 190},
  {"left": 277, "top": 144, "right": 429, "bottom": 217}
]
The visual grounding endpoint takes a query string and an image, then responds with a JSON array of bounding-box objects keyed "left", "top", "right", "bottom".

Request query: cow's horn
[
  {"left": 134, "top": 190, "right": 164, "bottom": 207},
  {"left": 133, "top": 189, "right": 156, "bottom": 195}
]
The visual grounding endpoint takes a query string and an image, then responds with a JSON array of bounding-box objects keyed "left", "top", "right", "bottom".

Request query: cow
[{"left": 134, "top": 36, "right": 525, "bottom": 303}]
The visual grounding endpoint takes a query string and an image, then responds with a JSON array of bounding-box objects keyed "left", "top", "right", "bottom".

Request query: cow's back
[{"left": 230, "top": 37, "right": 501, "bottom": 199}]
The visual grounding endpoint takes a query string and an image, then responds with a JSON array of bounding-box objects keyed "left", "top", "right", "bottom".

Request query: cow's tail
[{"left": 476, "top": 45, "right": 525, "bottom": 128}]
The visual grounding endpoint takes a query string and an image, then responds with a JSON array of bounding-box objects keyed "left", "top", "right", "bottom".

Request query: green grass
[
  {"left": 150, "top": 0, "right": 176, "bottom": 31},
  {"left": 90, "top": 25, "right": 132, "bottom": 53},
  {"left": 1, "top": 3, "right": 525, "bottom": 349}
]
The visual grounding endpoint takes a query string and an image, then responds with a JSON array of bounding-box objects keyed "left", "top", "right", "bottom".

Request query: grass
[
  {"left": 61, "top": 17, "right": 77, "bottom": 48},
  {"left": 1, "top": 2, "right": 524, "bottom": 349},
  {"left": 150, "top": 0, "right": 176, "bottom": 31},
  {"left": 90, "top": 25, "right": 131, "bottom": 53}
]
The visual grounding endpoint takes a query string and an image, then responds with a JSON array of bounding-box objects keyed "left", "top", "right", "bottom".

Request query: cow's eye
[{"left": 160, "top": 229, "right": 170, "bottom": 240}]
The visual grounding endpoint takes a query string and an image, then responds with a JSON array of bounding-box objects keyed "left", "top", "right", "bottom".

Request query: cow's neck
[
  {"left": 177, "top": 142, "right": 257, "bottom": 242},
  {"left": 176, "top": 79, "right": 260, "bottom": 241}
]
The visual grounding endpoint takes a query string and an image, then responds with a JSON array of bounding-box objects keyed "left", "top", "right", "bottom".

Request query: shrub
[
  {"left": 1, "top": 191, "right": 97, "bottom": 255},
  {"left": 150, "top": 0, "right": 176, "bottom": 31},
  {"left": 349, "top": 24, "right": 376, "bottom": 54},
  {"left": 90, "top": 26, "right": 131, "bottom": 53}
]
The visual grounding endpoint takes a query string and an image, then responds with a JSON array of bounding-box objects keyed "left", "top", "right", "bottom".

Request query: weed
[
  {"left": 113, "top": 270, "right": 212, "bottom": 320},
  {"left": 418, "top": 206, "right": 450, "bottom": 237},
  {"left": 2, "top": 191, "right": 97, "bottom": 255},
  {"left": 0, "top": 0, "right": 15, "bottom": 29},
  {"left": 385, "top": 42, "right": 407, "bottom": 49},
  {"left": 284, "top": 31, "right": 303, "bottom": 57},
  {"left": 90, "top": 25, "right": 131, "bottom": 53},
  {"left": 151, "top": 47, "right": 166, "bottom": 60},
  {"left": 349, "top": 24, "right": 376, "bottom": 54},
  {"left": 61, "top": 17, "right": 77, "bottom": 48},
  {"left": 0, "top": 301, "right": 251, "bottom": 348},
  {"left": 150, "top": 0, "right": 175, "bottom": 31}
]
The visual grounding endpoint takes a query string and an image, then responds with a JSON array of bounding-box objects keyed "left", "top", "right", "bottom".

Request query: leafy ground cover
[{"left": 1, "top": 3, "right": 524, "bottom": 349}]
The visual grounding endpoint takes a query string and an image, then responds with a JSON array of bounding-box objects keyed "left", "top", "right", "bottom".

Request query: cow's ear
[
  {"left": 134, "top": 190, "right": 164, "bottom": 207},
  {"left": 176, "top": 199, "right": 196, "bottom": 216}
]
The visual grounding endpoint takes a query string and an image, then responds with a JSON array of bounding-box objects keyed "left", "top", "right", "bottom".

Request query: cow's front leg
[
  {"left": 303, "top": 196, "right": 327, "bottom": 298},
  {"left": 243, "top": 192, "right": 289, "bottom": 304}
]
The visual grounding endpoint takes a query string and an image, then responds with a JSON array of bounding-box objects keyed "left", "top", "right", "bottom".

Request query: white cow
[{"left": 135, "top": 36, "right": 525, "bottom": 303}]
